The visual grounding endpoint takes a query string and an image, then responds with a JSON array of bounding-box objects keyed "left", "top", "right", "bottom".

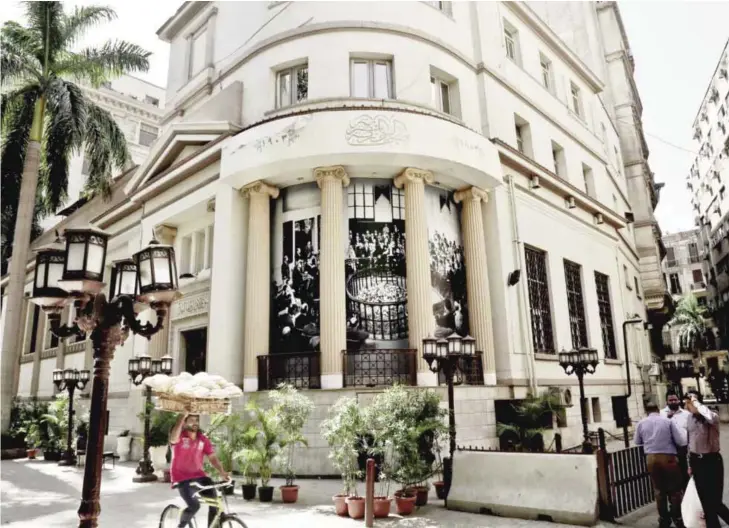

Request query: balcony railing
[
  {"left": 257, "top": 352, "right": 321, "bottom": 391},
  {"left": 342, "top": 349, "right": 417, "bottom": 388},
  {"left": 438, "top": 351, "right": 485, "bottom": 386},
  {"left": 691, "top": 282, "right": 707, "bottom": 290}
]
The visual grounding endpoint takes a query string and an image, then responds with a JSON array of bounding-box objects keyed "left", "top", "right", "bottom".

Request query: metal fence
[
  {"left": 342, "top": 348, "right": 417, "bottom": 388},
  {"left": 257, "top": 352, "right": 321, "bottom": 390}
]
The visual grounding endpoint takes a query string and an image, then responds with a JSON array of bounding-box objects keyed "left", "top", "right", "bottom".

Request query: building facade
[
  {"left": 3, "top": 2, "right": 660, "bottom": 469},
  {"left": 689, "top": 39, "right": 729, "bottom": 346},
  {"left": 662, "top": 229, "right": 707, "bottom": 305}
]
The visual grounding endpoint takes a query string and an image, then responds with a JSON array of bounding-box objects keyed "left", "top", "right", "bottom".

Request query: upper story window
[
  {"left": 431, "top": 76, "right": 453, "bottom": 115},
  {"left": 179, "top": 226, "right": 214, "bottom": 277},
  {"left": 277, "top": 64, "right": 308, "bottom": 108},
  {"left": 595, "top": 271, "right": 616, "bottom": 359},
  {"left": 188, "top": 27, "right": 207, "bottom": 79},
  {"left": 570, "top": 82, "right": 582, "bottom": 117},
  {"left": 551, "top": 140, "right": 566, "bottom": 178},
  {"left": 503, "top": 21, "right": 520, "bottom": 64},
  {"left": 524, "top": 246, "right": 554, "bottom": 354},
  {"left": 144, "top": 95, "right": 160, "bottom": 107},
  {"left": 139, "top": 123, "right": 159, "bottom": 147},
  {"left": 425, "top": 1, "right": 452, "bottom": 15},
  {"left": 351, "top": 59, "right": 392, "bottom": 99},
  {"left": 514, "top": 114, "right": 532, "bottom": 158},
  {"left": 564, "top": 259, "right": 588, "bottom": 349},
  {"left": 582, "top": 163, "right": 595, "bottom": 198},
  {"left": 539, "top": 53, "right": 553, "bottom": 92}
]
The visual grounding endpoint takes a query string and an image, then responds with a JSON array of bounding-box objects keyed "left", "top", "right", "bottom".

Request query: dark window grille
[
  {"left": 342, "top": 349, "right": 416, "bottom": 387},
  {"left": 595, "top": 272, "right": 616, "bottom": 359},
  {"left": 524, "top": 246, "right": 554, "bottom": 353},
  {"left": 564, "top": 260, "right": 588, "bottom": 349},
  {"left": 257, "top": 352, "right": 321, "bottom": 390}
]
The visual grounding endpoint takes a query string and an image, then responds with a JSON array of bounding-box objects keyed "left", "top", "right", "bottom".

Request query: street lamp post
[
  {"left": 52, "top": 368, "right": 91, "bottom": 466},
  {"left": 694, "top": 363, "right": 706, "bottom": 398},
  {"left": 558, "top": 348, "right": 599, "bottom": 454},
  {"left": 128, "top": 353, "right": 173, "bottom": 482},
  {"left": 29, "top": 228, "right": 180, "bottom": 528},
  {"left": 422, "top": 333, "right": 476, "bottom": 498}
]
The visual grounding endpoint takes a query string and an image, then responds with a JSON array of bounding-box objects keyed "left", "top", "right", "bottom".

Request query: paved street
[{"left": 1, "top": 459, "right": 581, "bottom": 528}]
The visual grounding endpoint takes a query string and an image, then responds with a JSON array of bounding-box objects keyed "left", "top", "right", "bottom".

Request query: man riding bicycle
[{"left": 169, "top": 412, "right": 230, "bottom": 528}]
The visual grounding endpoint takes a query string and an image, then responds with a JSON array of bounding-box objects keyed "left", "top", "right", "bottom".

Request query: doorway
[{"left": 182, "top": 328, "right": 208, "bottom": 375}]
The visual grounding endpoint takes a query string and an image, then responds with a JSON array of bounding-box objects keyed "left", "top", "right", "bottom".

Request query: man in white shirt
[{"left": 661, "top": 390, "right": 690, "bottom": 489}]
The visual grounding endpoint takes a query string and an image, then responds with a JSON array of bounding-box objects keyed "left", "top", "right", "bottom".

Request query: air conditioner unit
[
  {"left": 548, "top": 386, "right": 574, "bottom": 407},
  {"left": 565, "top": 196, "right": 576, "bottom": 209},
  {"left": 530, "top": 175, "right": 541, "bottom": 189}
]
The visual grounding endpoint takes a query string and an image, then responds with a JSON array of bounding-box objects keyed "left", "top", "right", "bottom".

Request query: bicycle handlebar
[{"left": 190, "top": 478, "right": 233, "bottom": 492}]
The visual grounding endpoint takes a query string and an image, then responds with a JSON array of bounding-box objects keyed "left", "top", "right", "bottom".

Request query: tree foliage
[{"left": 670, "top": 294, "right": 707, "bottom": 352}]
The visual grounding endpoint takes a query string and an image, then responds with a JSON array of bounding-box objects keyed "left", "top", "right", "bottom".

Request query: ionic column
[
  {"left": 148, "top": 225, "right": 177, "bottom": 360},
  {"left": 394, "top": 168, "right": 436, "bottom": 383},
  {"left": 315, "top": 166, "right": 349, "bottom": 389},
  {"left": 454, "top": 187, "right": 496, "bottom": 385},
  {"left": 242, "top": 181, "right": 279, "bottom": 392}
]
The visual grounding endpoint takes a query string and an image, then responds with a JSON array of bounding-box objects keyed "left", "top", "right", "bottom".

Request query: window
[
  {"left": 669, "top": 272, "right": 682, "bottom": 295},
  {"left": 27, "top": 305, "right": 40, "bottom": 354},
  {"left": 525, "top": 246, "right": 554, "bottom": 353},
  {"left": 564, "top": 260, "right": 588, "bottom": 349},
  {"left": 666, "top": 247, "right": 677, "bottom": 267},
  {"left": 188, "top": 28, "right": 207, "bottom": 78},
  {"left": 634, "top": 276, "right": 641, "bottom": 298},
  {"left": 514, "top": 114, "right": 532, "bottom": 157},
  {"left": 144, "top": 95, "right": 160, "bottom": 107},
  {"left": 179, "top": 227, "right": 214, "bottom": 276},
  {"left": 582, "top": 163, "right": 595, "bottom": 198},
  {"left": 539, "top": 53, "right": 553, "bottom": 92},
  {"left": 623, "top": 264, "right": 631, "bottom": 289},
  {"left": 431, "top": 76, "right": 452, "bottom": 115},
  {"left": 693, "top": 269, "right": 704, "bottom": 284},
  {"left": 45, "top": 315, "right": 59, "bottom": 349},
  {"left": 570, "top": 82, "right": 582, "bottom": 117},
  {"left": 426, "top": 1, "right": 452, "bottom": 15},
  {"left": 276, "top": 64, "right": 308, "bottom": 108},
  {"left": 551, "top": 141, "right": 566, "bottom": 178},
  {"left": 351, "top": 59, "right": 392, "bottom": 99},
  {"left": 139, "top": 123, "right": 159, "bottom": 147},
  {"left": 689, "top": 242, "right": 700, "bottom": 263},
  {"left": 591, "top": 397, "right": 602, "bottom": 423},
  {"left": 594, "top": 272, "right": 616, "bottom": 359},
  {"left": 81, "top": 157, "right": 91, "bottom": 176},
  {"left": 347, "top": 181, "right": 375, "bottom": 220},
  {"left": 503, "top": 21, "right": 519, "bottom": 63}
]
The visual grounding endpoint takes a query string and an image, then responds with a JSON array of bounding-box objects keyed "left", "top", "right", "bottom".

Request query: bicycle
[{"left": 159, "top": 479, "right": 248, "bottom": 528}]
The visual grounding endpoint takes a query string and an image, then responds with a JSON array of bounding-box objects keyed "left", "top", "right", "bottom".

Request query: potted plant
[
  {"left": 41, "top": 395, "right": 69, "bottom": 461},
  {"left": 116, "top": 430, "right": 131, "bottom": 462},
  {"left": 432, "top": 435, "right": 447, "bottom": 500},
  {"left": 24, "top": 422, "right": 42, "bottom": 459},
  {"left": 234, "top": 420, "right": 260, "bottom": 501},
  {"left": 236, "top": 401, "right": 281, "bottom": 503},
  {"left": 269, "top": 383, "right": 313, "bottom": 504},
  {"left": 496, "top": 391, "right": 563, "bottom": 453},
  {"left": 206, "top": 413, "right": 253, "bottom": 495},
  {"left": 321, "top": 397, "right": 364, "bottom": 518},
  {"left": 147, "top": 410, "right": 178, "bottom": 475}
]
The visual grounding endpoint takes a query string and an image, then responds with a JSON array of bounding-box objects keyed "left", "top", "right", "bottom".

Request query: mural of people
[
  {"left": 345, "top": 180, "right": 408, "bottom": 350},
  {"left": 427, "top": 188, "right": 469, "bottom": 337}
]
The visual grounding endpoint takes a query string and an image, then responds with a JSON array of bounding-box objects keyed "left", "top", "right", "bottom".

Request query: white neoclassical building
[{"left": 3, "top": 1, "right": 662, "bottom": 471}]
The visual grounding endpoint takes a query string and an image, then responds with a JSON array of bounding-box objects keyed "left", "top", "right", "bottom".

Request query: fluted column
[
  {"left": 148, "top": 225, "right": 177, "bottom": 359},
  {"left": 395, "top": 168, "right": 436, "bottom": 383},
  {"left": 315, "top": 166, "right": 350, "bottom": 389},
  {"left": 242, "top": 181, "right": 279, "bottom": 392},
  {"left": 454, "top": 186, "right": 496, "bottom": 385}
]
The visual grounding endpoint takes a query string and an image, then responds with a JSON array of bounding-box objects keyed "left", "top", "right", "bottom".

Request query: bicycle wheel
[
  {"left": 216, "top": 514, "right": 248, "bottom": 528},
  {"left": 159, "top": 504, "right": 181, "bottom": 528}
]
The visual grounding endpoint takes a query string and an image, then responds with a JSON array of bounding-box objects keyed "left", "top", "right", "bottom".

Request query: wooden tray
[{"left": 155, "top": 392, "right": 231, "bottom": 415}]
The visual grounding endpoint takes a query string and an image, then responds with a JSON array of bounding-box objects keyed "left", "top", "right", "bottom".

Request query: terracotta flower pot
[
  {"left": 26, "top": 448, "right": 37, "bottom": 460},
  {"left": 395, "top": 492, "right": 417, "bottom": 516},
  {"left": 346, "top": 496, "right": 366, "bottom": 519},
  {"left": 373, "top": 496, "right": 392, "bottom": 518},
  {"left": 280, "top": 485, "right": 299, "bottom": 503},
  {"left": 333, "top": 494, "right": 348, "bottom": 516},
  {"left": 241, "top": 483, "right": 257, "bottom": 501},
  {"left": 258, "top": 486, "right": 274, "bottom": 502},
  {"left": 434, "top": 480, "right": 447, "bottom": 500},
  {"left": 414, "top": 486, "right": 429, "bottom": 506}
]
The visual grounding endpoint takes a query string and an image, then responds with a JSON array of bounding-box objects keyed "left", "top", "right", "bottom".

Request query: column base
[
  {"left": 243, "top": 377, "right": 258, "bottom": 393},
  {"left": 321, "top": 374, "right": 343, "bottom": 389},
  {"left": 483, "top": 372, "right": 497, "bottom": 386},
  {"left": 417, "top": 371, "right": 438, "bottom": 387}
]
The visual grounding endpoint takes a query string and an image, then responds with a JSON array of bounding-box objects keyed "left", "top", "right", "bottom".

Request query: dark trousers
[
  {"left": 177, "top": 476, "right": 218, "bottom": 528},
  {"left": 677, "top": 446, "right": 690, "bottom": 490},
  {"left": 646, "top": 454, "right": 684, "bottom": 528},
  {"left": 691, "top": 453, "right": 729, "bottom": 528}
]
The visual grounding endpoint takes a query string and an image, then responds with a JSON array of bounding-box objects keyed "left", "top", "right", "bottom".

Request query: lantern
[
  {"left": 447, "top": 333, "right": 462, "bottom": 355},
  {"left": 151, "top": 359, "right": 161, "bottom": 374},
  {"left": 128, "top": 357, "right": 140, "bottom": 377},
  {"left": 31, "top": 237, "right": 68, "bottom": 310},
  {"left": 160, "top": 355, "right": 173, "bottom": 375},
  {"left": 138, "top": 354, "right": 152, "bottom": 374},
  {"left": 52, "top": 369, "right": 63, "bottom": 384},
  {"left": 461, "top": 335, "right": 476, "bottom": 356},
  {"left": 558, "top": 348, "right": 570, "bottom": 369},
  {"left": 133, "top": 237, "right": 179, "bottom": 304},
  {"left": 422, "top": 336, "right": 437, "bottom": 361},
  {"left": 110, "top": 259, "right": 138, "bottom": 299},
  {"left": 59, "top": 225, "right": 109, "bottom": 296},
  {"left": 436, "top": 338, "right": 448, "bottom": 358},
  {"left": 79, "top": 369, "right": 91, "bottom": 383}
]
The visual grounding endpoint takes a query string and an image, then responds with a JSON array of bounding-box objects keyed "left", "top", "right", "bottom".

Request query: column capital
[
  {"left": 454, "top": 186, "right": 489, "bottom": 204},
  {"left": 315, "top": 165, "right": 350, "bottom": 187},
  {"left": 153, "top": 224, "right": 178, "bottom": 245},
  {"left": 241, "top": 181, "right": 280, "bottom": 199},
  {"left": 394, "top": 167, "right": 434, "bottom": 189}
]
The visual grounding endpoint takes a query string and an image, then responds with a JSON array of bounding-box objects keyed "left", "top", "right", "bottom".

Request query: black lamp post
[
  {"left": 29, "top": 227, "right": 180, "bottom": 528},
  {"left": 52, "top": 368, "right": 91, "bottom": 466},
  {"left": 422, "top": 333, "right": 475, "bottom": 498},
  {"left": 559, "top": 347, "right": 599, "bottom": 454},
  {"left": 129, "top": 353, "right": 173, "bottom": 483}
]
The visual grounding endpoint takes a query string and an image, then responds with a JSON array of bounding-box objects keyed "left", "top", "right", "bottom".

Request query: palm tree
[
  {"left": 1, "top": 2, "right": 150, "bottom": 431},
  {"left": 669, "top": 294, "right": 707, "bottom": 353}
]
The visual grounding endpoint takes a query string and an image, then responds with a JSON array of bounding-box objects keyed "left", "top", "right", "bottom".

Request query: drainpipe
[
  {"left": 623, "top": 315, "right": 643, "bottom": 444},
  {"left": 507, "top": 175, "right": 538, "bottom": 394}
]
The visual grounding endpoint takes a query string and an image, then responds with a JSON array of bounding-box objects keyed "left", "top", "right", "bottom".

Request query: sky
[{"left": 1, "top": 1, "right": 727, "bottom": 236}]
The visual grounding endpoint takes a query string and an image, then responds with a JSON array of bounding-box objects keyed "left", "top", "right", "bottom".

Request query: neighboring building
[
  {"left": 689, "top": 38, "right": 729, "bottom": 346},
  {"left": 661, "top": 229, "right": 707, "bottom": 304},
  {"left": 41, "top": 75, "right": 165, "bottom": 230},
  {"left": 4, "top": 2, "right": 659, "bottom": 467}
]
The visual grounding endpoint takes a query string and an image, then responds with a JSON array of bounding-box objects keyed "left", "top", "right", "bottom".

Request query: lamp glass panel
[
  {"left": 161, "top": 355, "right": 173, "bottom": 374},
  {"left": 138, "top": 258, "right": 152, "bottom": 287},
  {"left": 128, "top": 357, "right": 140, "bottom": 374},
  {"left": 73, "top": 370, "right": 80, "bottom": 381},
  {"left": 52, "top": 369, "right": 62, "bottom": 382},
  {"left": 119, "top": 269, "right": 137, "bottom": 296},
  {"left": 139, "top": 355, "right": 152, "bottom": 372},
  {"left": 86, "top": 242, "right": 104, "bottom": 275},
  {"left": 79, "top": 370, "right": 90, "bottom": 382},
  {"left": 35, "top": 262, "right": 47, "bottom": 288},
  {"left": 436, "top": 340, "right": 448, "bottom": 358},
  {"left": 48, "top": 260, "right": 64, "bottom": 287},
  {"left": 66, "top": 241, "right": 86, "bottom": 271},
  {"left": 152, "top": 360, "right": 161, "bottom": 374},
  {"left": 152, "top": 254, "right": 171, "bottom": 285},
  {"left": 64, "top": 368, "right": 75, "bottom": 381}
]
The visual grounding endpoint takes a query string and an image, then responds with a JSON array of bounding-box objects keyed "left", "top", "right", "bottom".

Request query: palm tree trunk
[{"left": 1, "top": 97, "right": 45, "bottom": 432}]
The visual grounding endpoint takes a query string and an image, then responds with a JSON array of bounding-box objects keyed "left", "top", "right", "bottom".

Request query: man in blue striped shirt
[{"left": 635, "top": 400, "right": 687, "bottom": 528}]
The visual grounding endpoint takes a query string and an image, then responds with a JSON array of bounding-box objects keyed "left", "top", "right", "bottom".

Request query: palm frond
[
  {"left": 56, "top": 40, "right": 150, "bottom": 86},
  {"left": 22, "top": 2, "right": 65, "bottom": 65},
  {"left": 0, "top": 23, "right": 42, "bottom": 86},
  {"left": 61, "top": 5, "right": 116, "bottom": 47},
  {"left": 81, "top": 101, "right": 128, "bottom": 201}
]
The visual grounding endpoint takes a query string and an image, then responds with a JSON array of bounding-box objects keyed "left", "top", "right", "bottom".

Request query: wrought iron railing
[
  {"left": 257, "top": 352, "right": 321, "bottom": 391},
  {"left": 342, "top": 349, "right": 416, "bottom": 387},
  {"left": 346, "top": 268, "right": 408, "bottom": 341},
  {"left": 437, "top": 351, "right": 484, "bottom": 386}
]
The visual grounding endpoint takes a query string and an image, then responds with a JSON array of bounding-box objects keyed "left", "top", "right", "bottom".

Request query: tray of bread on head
[{"left": 143, "top": 372, "right": 243, "bottom": 415}]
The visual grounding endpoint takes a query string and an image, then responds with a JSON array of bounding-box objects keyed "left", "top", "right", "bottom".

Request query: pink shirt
[{"left": 170, "top": 430, "right": 213, "bottom": 484}]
